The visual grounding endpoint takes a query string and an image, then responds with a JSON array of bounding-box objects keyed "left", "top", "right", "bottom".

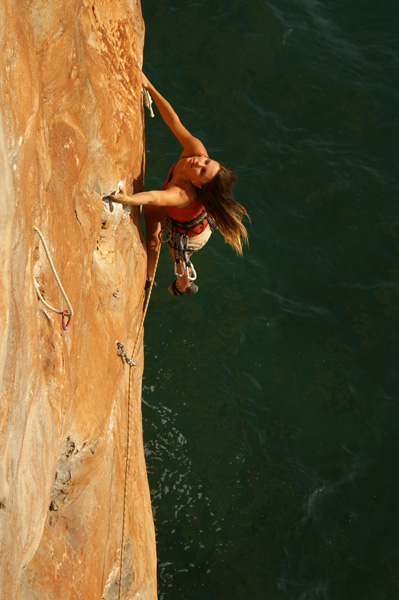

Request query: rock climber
[{"left": 110, "top": 73, "right": 249, "bottom": 296}]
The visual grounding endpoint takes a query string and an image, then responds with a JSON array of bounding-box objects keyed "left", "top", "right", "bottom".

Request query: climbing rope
[
  {"left": 117, "top": 222, "right": 169, "bottom": 599},
  {"left": 33, "top": 227, "right": 74, "bottom": 330},
  {"left": 142, "top": 88, "right": 155, "bottom": 118}
]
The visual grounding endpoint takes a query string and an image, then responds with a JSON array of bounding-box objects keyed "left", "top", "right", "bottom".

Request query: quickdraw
[
  {"left": 142, "top": 88, "right": 155, "bottom": 118},
  {"left": 173, "top": 232, "right": 197, "bottom": 282},
  {"left": 116, "top": 342, "right": 136, "bottom": 367}
]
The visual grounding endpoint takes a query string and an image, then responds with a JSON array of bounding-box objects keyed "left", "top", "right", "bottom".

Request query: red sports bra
[{"left": 163, "top": 155, "right": 210, "bottom": 235}]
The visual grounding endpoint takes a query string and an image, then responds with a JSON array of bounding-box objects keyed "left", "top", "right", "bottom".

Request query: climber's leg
[{"left": 144, "top": 204, "right": 168, "bottom": 281}]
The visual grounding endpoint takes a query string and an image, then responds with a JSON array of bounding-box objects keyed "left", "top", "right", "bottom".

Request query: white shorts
[{"left": 169, "top": 226, "right": 213, "bottom": 254}]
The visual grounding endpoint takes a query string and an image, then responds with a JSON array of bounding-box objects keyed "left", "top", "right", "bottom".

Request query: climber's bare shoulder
[{"left": 158, "top": 184, "right": 192, "bottom": 207}]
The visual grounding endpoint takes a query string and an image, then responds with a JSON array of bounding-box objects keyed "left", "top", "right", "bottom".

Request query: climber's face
[{"left": 187, "top": 156, "right": 220, "bottom": 188}]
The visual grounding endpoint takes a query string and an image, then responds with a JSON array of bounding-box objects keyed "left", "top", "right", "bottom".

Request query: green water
[{"left": 140, "top": 1, "right": 399, "bottom": 598}]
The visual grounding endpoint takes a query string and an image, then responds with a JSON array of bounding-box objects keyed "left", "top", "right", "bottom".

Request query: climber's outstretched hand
[{"left": 109, "top": 192, "right": 128, "bottom": 203}]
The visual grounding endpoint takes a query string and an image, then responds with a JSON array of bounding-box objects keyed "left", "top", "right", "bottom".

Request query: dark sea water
[{"left": 140, "top": 1, "right": 399, "bottom": 598}]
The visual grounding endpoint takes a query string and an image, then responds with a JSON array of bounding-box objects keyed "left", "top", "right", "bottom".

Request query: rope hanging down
[
  {"left": 117, "top": 223, "right": 169, "bottom": 600},
  {"left": 33, "top": 226, "right": 74, "bottom": 330}
]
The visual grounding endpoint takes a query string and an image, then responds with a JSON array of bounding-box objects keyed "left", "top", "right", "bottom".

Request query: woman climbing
[{"left": 110, "top": 73, "right": 249, "bottom": 296}]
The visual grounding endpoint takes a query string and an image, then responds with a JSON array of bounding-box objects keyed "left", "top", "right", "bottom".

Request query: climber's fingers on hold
[{"left": 109, "top": 193, "right": 127, "bottom": 203}]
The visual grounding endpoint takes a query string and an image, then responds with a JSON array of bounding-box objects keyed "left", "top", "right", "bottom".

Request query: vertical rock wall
[{"left": 0, "top": 1, "right": 157, "bottom": 598}]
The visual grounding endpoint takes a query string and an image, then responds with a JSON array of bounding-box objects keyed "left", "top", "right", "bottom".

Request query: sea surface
[{"left": 140, "top": 1, "right": 399, "bottom": 598}]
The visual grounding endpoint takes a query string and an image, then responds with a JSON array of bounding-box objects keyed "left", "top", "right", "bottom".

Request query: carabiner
[
  {"left": 181, "top": 241, "right": 197, "bottom": 282},
  {"left": 186, "top": 263, "right": 197, "bottom": 281},
  {"left": 180, "top": 234, "right": 189, "bottom": 252},
  {"left": 62, "top": 310, "right": 72, "bottom": 331},
  {"left": 174, "top": 259, "right": 186, "bottom": 277}
]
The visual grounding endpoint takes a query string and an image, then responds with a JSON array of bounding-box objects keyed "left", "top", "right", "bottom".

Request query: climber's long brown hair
[{"left": 198, "top": 163, "right": 249, "bottom": 256}]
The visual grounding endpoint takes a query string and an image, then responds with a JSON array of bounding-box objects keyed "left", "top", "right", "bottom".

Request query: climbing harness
[
  {"left": 142, "top": 88, "right": 155, "bottom": 118},
  {"left": 170, "top": 209, "right": 216, "bottom": 235},
  {"left": 33, "top": 227, "right": 73, "bottom": 330},
  {"left": 117, "top": 223, "right": 168, "bottom": 600}
]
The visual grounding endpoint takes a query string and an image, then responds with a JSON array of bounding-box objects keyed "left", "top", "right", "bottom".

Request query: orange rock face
[{"left": 0, "top": 1, "right": 157, "bottom": 598}]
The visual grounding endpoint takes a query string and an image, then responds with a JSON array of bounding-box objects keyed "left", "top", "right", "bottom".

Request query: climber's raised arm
[{"left": 142, "top": 73, "right": 207, "bottom": 157}]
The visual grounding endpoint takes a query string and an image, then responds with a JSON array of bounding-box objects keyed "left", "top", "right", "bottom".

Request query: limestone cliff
[{"left": 0, "top": 1, "right": 157, "bottom": 598}]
